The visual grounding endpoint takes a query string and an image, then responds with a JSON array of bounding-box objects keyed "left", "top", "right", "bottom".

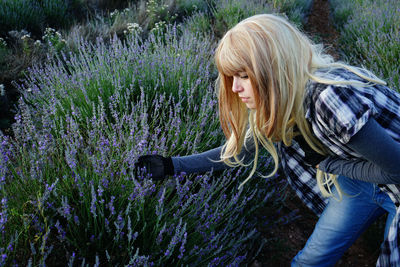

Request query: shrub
[
  {"left": 181, "top": 11, "right": 213, "bottom": 37},
  {"left": 42, "top": 28, "right": 67, "bottom": 55},
  {"left": 19, "top": 26, "right": 216, "bottom": 136},
  {"left": 0, "top": 0, "right": 45, "bottom": 37},
  {"left": 211, "top": 0, "right": 277, "bottom": 38},
  {"left": 176, "top": 0, "right": 211, "bottom": 17},
  {"left": 329, "top": 0, "right": 355, "bottom": 28},
  {"left": 330, "top": 0, "right": 400, "bottom": 91},
  {"left": 0, "top": 0, "right": 75, "bottom": 38},
  {"left": 274, "top": 0, "right": 313, "bottom": 26},
  {"left": 1, "top": 114, "right": 284, "bottom": 265},
  {"left": 41, "top": 0, "right": 70, "bottom": 29},
  {"left": 0, "top": 24, "right": 287, "bottom": 266}
]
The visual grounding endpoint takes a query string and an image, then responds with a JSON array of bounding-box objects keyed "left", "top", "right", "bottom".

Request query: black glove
[
  {"left": 136, "top": 155, "right": 174, "bottom": 180},
  {"left": 293, "top": 134, "right": 326, "bottom": 167}
]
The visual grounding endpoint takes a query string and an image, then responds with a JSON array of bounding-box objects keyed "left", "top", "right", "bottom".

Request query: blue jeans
[{"left": 292, "top": 175, "right": 396, "bottom": 267}]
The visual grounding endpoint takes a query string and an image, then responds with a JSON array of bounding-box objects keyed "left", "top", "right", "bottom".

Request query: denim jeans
[{"left": 292, "top": 175, "right": 396, "bottom": 267}]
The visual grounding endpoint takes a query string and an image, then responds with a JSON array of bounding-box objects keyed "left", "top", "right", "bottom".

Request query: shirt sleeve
[
  {"left": 318, "top": 118, "right": 400, "bottom": 184},
  {"left": 314, "top": 85, "right": 376, "bottom": 144},
  {"left": 172, "top": 137, "right": 256, "bottom": 174}
]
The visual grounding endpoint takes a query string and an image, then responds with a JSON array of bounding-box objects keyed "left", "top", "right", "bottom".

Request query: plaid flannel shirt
[{"left": 277, "top": 68, "right": 400, "bottom": 266}]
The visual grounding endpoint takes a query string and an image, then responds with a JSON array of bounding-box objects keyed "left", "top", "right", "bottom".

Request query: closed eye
[{"left": 236, "top": 72, "right": 248, "bottom": 79}]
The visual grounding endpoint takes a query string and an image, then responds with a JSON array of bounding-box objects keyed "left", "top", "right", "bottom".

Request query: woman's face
[{"left": 232, "top": 72, "right": 256, "bottom": 109}]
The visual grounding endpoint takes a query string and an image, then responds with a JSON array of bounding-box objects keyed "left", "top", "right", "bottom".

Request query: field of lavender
[
  {"left": 0, "top": 0, "right": 312, "bottom": 266},
  {"left": 2, "top": 0, "right": 397, "bottom": 265},
  {"left": 330, "top": 0, "right": 400, "bottom": 91}
]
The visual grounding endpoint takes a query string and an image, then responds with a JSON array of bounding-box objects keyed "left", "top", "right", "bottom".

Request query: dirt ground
[{"left": 252, "top": 0, "right": 385, "bottom": 266}]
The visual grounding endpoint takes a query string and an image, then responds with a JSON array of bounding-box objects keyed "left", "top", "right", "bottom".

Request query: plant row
[{"left": 330, "top": 0, "right": 400, "bottom": 91}]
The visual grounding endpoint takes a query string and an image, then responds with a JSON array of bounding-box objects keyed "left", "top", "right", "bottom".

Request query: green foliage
[
  {"left": 0, "top": 0, "right": 45, "bottom": 36},
  {"left": 0, "top": 38, "right": 7, "bottom": 59},
  {"left": 19, "top": 26, "right": 217, "bottom": 140},
  {"left": 211, "top": 0, "right": 276, "bottom": 38},
  {"left": 331, "top": 0, "right": 400, "bottom": 91},
  {"left": 82, "top": 0, "right": 133, "bottom": 11},
  {"left": 42, "top": 28, "right": 67, "bottom": 54},
  {"left": 330, "top": 0, "right": 354, "bottom": 28},
  {"left": 41, "top": 0, "right": 70, "bottom": 28},
  {"left": 1, "top": 30, "right": 45, "bottom": 83},
  {"left": 0, "top": 0, "right": 73, "bottom": 37},
  {"left": 276, "top": 0, "right": 313, "bottom": 26},
  {"left": 182, "top": 11, "right": 213, "bottom": 36},
  {"left": 176, "top": 0, "right": 211, "bottom": 17}
]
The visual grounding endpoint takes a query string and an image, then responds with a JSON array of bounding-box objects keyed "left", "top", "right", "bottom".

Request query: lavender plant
[
  {"left": 274, "top": 0, "right": 313, "bottom": 26},
  {"left": 181, "top": 11, "right": 213, "bottom": 36},
  {"left": 0, "top": 81, "right": 285, "bottom": 265},
  {"left": 18, "top": 26, "right": 216, "bottom": 139},
  {"left": 211, "top": 0, "right": 277, "bottom": 38},
  {"left": 330, "top": 0, "right": 400, "bottom": 90},
  {"left": 0, "top": 21, "right": 287, "bottom": 265}
]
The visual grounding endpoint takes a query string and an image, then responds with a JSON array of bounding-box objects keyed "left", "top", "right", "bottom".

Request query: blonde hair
[{"left": 215, "top": 14, "right": 386, "bottom": 198}]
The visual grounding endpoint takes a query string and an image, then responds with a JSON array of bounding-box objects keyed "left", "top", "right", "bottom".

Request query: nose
[{"left": 232, "top": 76, "right": 243, "bottom": 93}]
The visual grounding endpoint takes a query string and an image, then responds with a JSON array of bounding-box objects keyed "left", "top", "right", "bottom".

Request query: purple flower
[
  {"left": 59, "top": 197, "right": 72, "bottom": 220},
  {"left": 55, "top": 220, "right": 66, "bottom": 241},
  {"left": 178, "top": 232, "right": 187, "bottom": 259},
  {"left": 0, "top": 254, "right": 6, "bottom": 264},
  {"left": 108, "top": 196, "right": 116, "bottom": 215},
  {"left": 90, "top": 185, "right": 97, "bottom": 217},
  {"left": 74, "top": 215, "right": 79, "bottom": 225},
  {"left": 0, "top": 198, "right": 7, "bottom": 234}
]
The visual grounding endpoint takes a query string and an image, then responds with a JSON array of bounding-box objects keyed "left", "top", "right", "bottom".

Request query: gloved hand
[
  {"left": 293, "top": 134, "right": 326, "bottom": 167},
  {"left": 136, "top": 155, "right": 174, "bottom": 180}
]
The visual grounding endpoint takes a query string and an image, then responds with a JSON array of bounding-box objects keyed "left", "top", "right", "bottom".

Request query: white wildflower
[
  {"left": 43, "top": 28, "right": 56, "bottom": 40},
  {"left": 21, "top": 34, "right": 31, "bottom": 41},
  {"left": 0, "top": 37, "right": 6, "bottom": 47},
  {"left": 45, "top": 28, "right": 55, "bottom": 35},
  {"left": 110, "top": 10, "right": 119, "bottom": 19},
  {"left": 127, "top": 23, "right": 143, "bottom": 33},
  {"left": 0, "top": 84, "right": 4, "bottom": 96}
]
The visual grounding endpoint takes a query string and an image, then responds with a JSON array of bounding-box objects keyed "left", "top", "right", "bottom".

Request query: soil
[{"left": 252, "top": 0, "right": 385, "bottom": 266}]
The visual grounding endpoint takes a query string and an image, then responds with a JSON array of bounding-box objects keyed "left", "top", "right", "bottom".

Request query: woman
[{"left": 137, "top": 14, "right": 400, "bottom": 266}]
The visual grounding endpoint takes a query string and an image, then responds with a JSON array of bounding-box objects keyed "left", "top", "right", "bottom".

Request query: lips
[{"left": 240, "top": 97, "right": 250, "bottom": 102}]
